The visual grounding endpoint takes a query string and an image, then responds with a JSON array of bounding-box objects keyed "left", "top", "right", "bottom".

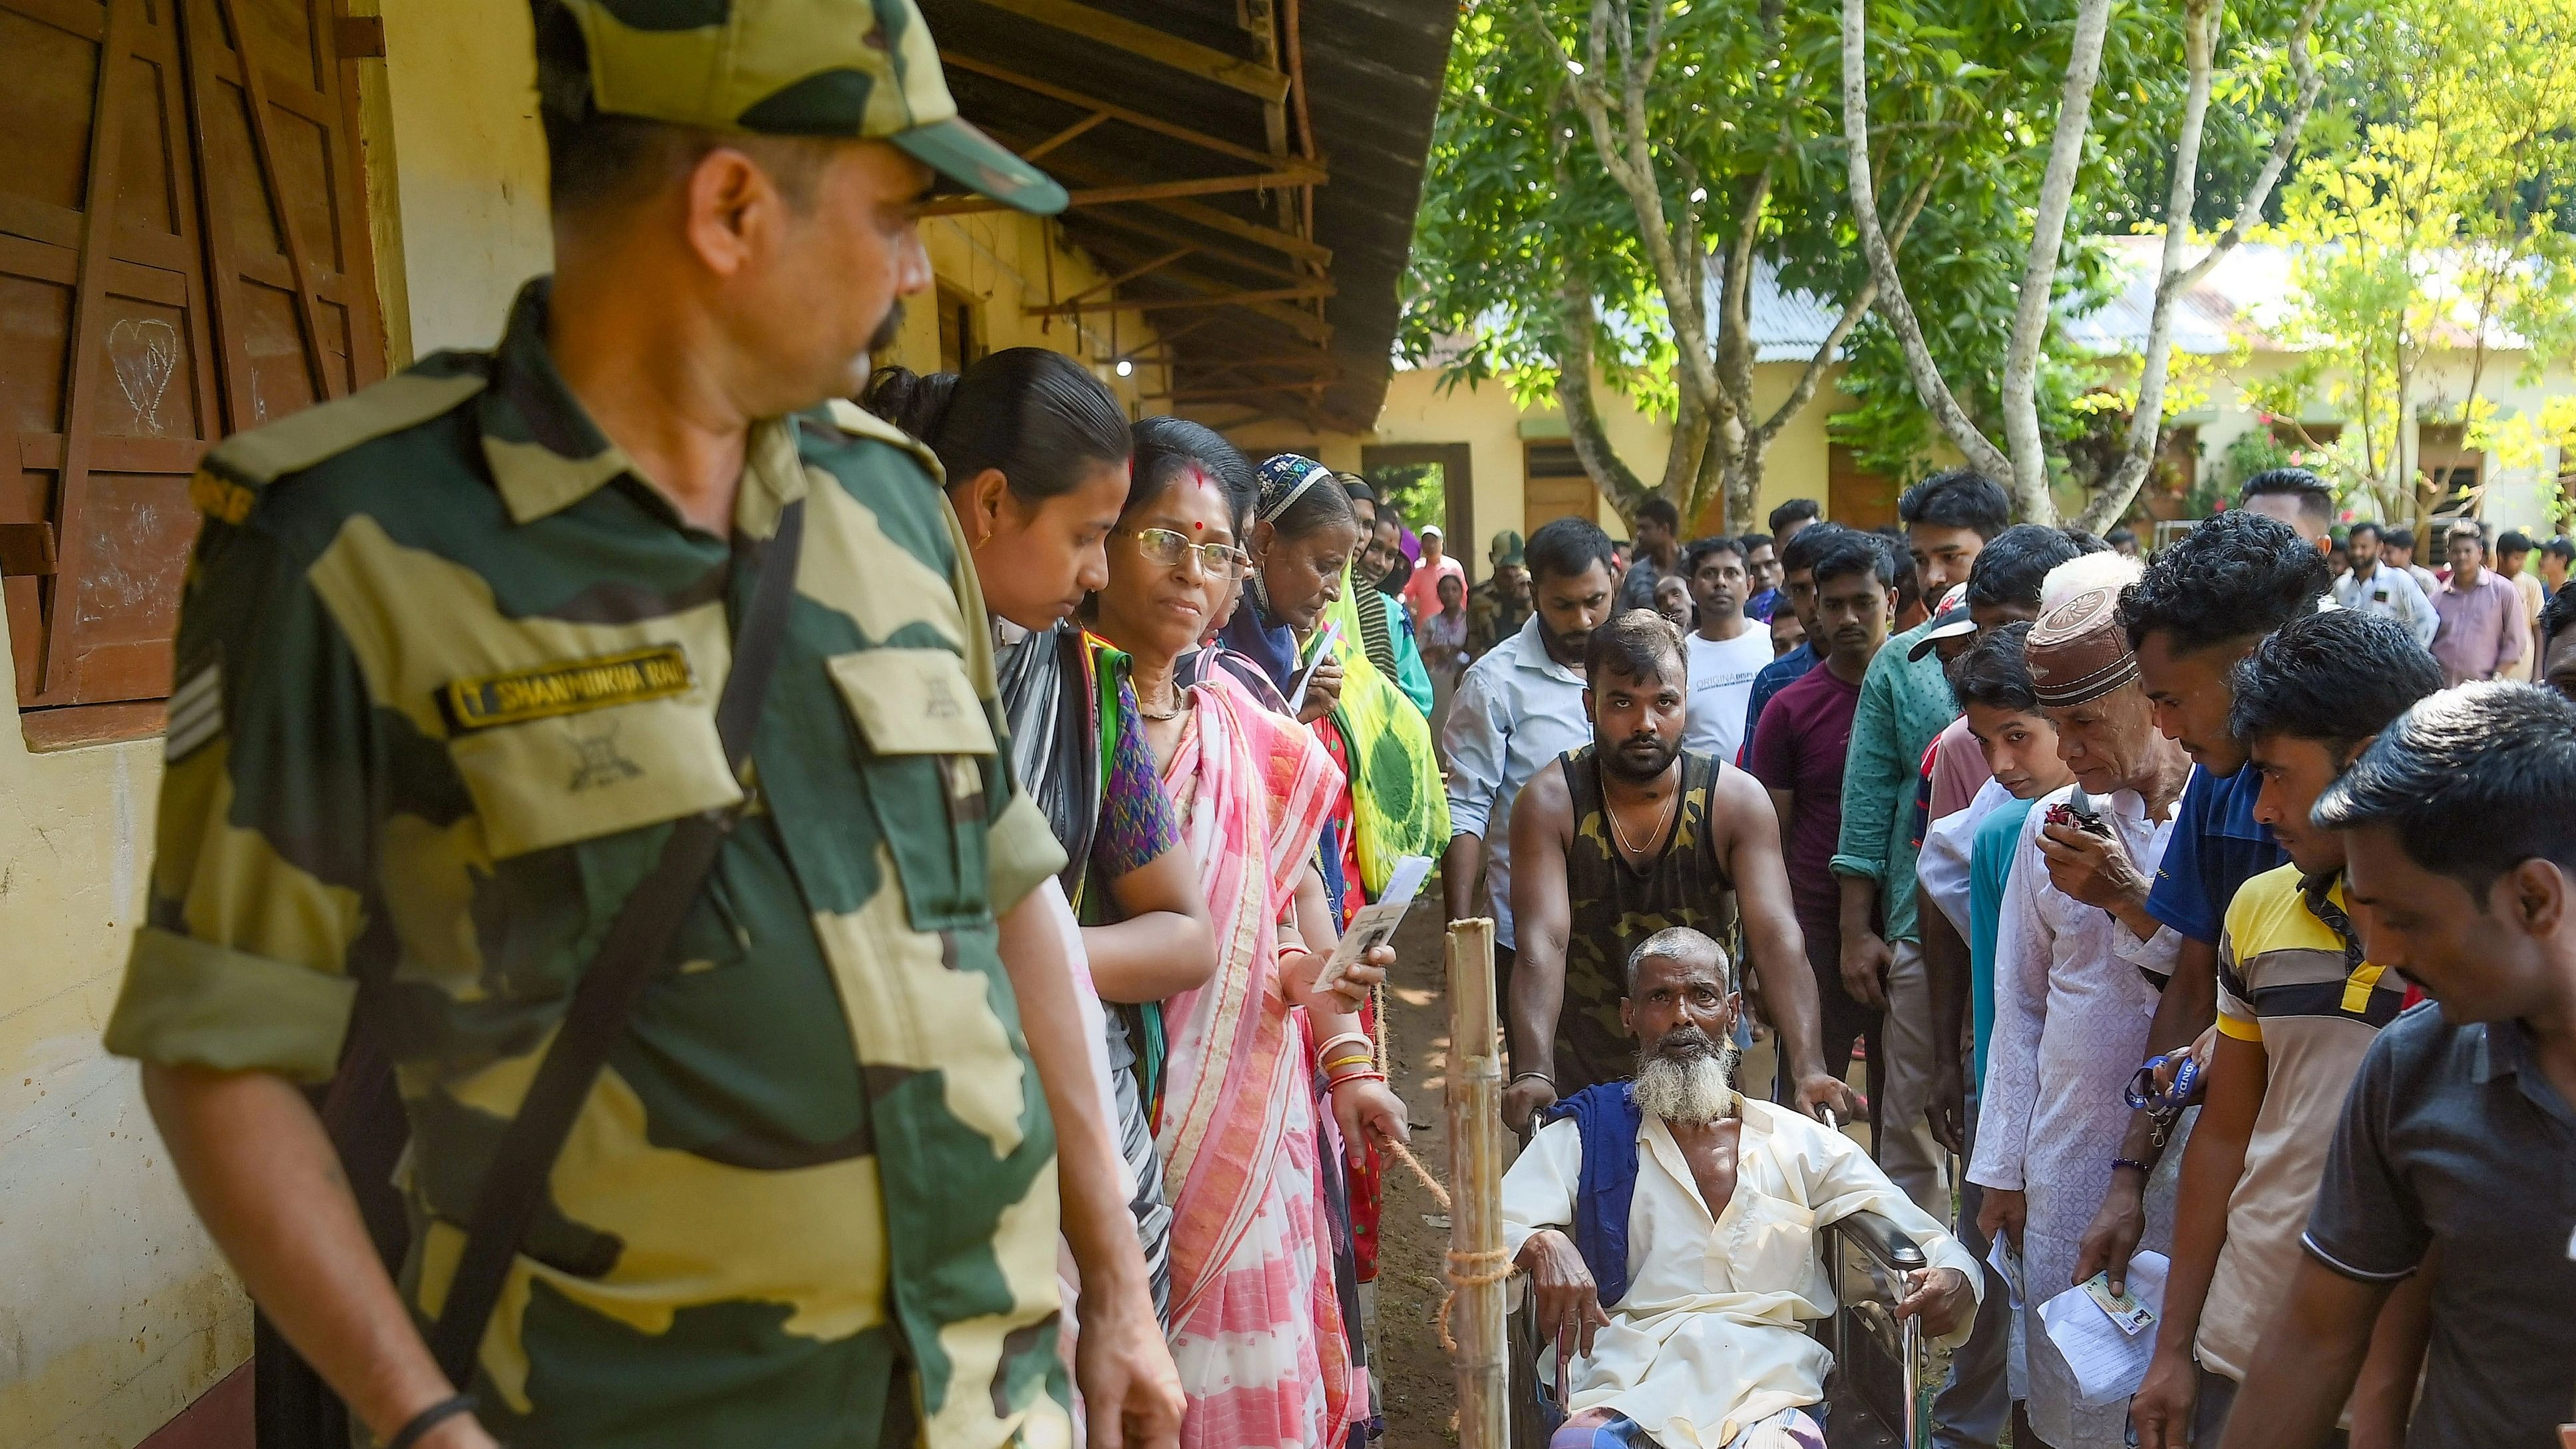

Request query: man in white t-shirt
[{"left": 1678, "top": 535, "right": 1775, "bottom": 761}]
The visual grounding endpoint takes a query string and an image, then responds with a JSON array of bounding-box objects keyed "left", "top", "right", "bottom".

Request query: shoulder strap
[{"left": 425, "top": 499, "right": 808, "bottom": 1387}]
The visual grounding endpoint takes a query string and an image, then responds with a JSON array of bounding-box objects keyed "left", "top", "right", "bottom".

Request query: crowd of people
[
  {"left": 97, "top": 4, "right": 2576, "bottom": 1445},
  {"left": 1485, "top": 466, "right": 2576, "bottom": 1449}
]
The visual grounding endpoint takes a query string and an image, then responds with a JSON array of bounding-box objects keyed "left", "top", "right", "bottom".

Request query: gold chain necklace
[{"left": 1606, "top": 775, "right": 1678, "bottom": 859}]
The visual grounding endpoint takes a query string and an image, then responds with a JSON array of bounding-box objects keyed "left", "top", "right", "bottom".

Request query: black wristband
[
  {"left": 387, "top": 1393, "right": 480, "bottom": 1449},
  {"left": 1507, "top": 1071, "right": 1555, "bottom": 1090},
  {"left": 2110, "top": 1155, "right": 2153, "bottom": 1177}
]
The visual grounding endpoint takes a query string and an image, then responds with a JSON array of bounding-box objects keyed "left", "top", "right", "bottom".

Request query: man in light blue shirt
[
  {"left": 2332, "top": 521, "right": 2438, "bottom": 647},
  {"left": 1442, "top": 517, "right": 1618, "bottom": 996}
]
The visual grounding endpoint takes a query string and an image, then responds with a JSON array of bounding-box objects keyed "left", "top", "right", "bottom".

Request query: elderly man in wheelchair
[{"left": 1502, "top": 929, "right": 1981, "bottom": 1449}]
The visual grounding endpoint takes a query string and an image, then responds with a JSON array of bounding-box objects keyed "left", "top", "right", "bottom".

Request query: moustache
[
  {"left": 1654, "top": 1026, "right": 1718, "bottom": 1060},
  {"left": 866, "top": 301, "right": 906, "bottom": 356}
]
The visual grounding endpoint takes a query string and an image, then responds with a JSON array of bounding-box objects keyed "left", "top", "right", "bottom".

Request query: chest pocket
[
  {"left": 828, "top": 647, "right": 999, "bottom": 931},
  {"left": 1710, "top": 1187, "right": 1817, "bottom": 1295},
  {"left": 449, "top": 694, "right": 743, "bottom": 861}
]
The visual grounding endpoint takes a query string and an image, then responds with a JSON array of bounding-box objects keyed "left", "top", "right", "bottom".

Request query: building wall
[
  {"left": 0, "top": 4, "right": 1162, "bottom": 1444},
  {"left": 2182, "top": 349, "right": 2570, "bottom": 532},
  {"left": 882, "top": 218, "right": 1172, "bottom": 411},
  {"left": 0, "top": 719, "right": 216, "bottom": 1449},
  {"left": 1219, "top": 358, "right": 1850, "bottom": 552}
]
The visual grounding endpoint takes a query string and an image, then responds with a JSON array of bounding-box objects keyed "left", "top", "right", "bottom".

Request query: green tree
[
  {"left": 1407, "top": 0, "right": 2129, "bottom": 530},
  {"left": 1844, "top": 0, "right": 2328, "bottom": 527},
  {"left": 1404, "top": 0, "right": 2300, "bottom": 532},
  {"left": 2249, "top": 0, "right": 2576, "bottom": 528}
]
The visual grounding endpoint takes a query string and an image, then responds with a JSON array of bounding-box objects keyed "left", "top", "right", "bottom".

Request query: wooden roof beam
[
  {"left": 963, "top": 0, "right": 1290, "bottom": 103},
  {"left": 922, "top": 166, "right": 1322, "bottom": 216},
  {"left": 1069, "top": 208, "right": 1314, "bottom": 284},
  {"left": 1105, "top": 272, "right": 1336, "bottom": 343},
  {"left": 1023, "top": 110, "right": 1109, "bottom": 161},
  {"left": 1027, "top": 150, "right": 1332, "bottom": 266},
  {"left": 940, "top": 53, "right": 1284, "bottom": 168},
  {"left": 1149, "top": 381, "right": 1333, "bottom": 403},
  {"left": 1062, "top": 246, "right": 1196, "bottom": 307},
  {"left": 1025, "top": 284, "right": 1334, "bottom": 317}
]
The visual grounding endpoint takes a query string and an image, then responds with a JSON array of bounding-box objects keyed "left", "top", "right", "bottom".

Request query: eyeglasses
[{"left": 1121, "top": 526, "right": 1252, "bottom": 580}]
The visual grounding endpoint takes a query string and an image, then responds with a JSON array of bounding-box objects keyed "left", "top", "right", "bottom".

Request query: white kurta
[
  {"left": 1502, "top": 1100, "right": 1982, "bottom": 1449},
  {"left": 1966, "top": 784, "right": 2183, "bottom": 1448}
]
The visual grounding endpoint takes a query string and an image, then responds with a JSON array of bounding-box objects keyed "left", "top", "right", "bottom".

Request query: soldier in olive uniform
[
  {"left": 1468, "top": 529, "right": 1535, "bottom": 656},
  {"left": 102, "top": 3, "right": 1181, "bottom": 1447}
]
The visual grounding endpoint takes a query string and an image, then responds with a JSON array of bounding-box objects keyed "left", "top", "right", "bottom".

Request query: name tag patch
[{"left": 442, "top": 646, "right": 695, "bottom": 734}]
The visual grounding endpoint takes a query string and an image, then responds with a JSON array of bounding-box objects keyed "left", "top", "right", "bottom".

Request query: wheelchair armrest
[{"left": 1829, "top": 1210, "right": 1927, "bottom": 1273}]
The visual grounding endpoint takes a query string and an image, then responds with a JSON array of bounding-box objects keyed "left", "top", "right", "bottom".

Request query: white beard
[{"left": 1632, "top": 1040, "right": 1742, "bottom": 1124}]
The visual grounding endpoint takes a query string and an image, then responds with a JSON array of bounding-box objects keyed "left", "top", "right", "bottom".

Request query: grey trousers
[{"left": 1932, "top": 1104, "right": 2012, "bottom": 1449}]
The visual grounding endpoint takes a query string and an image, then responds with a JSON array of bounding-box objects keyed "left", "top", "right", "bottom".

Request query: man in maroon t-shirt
[{"left": 1750, "top": 528, "right": 1896, "bottom": 1084}]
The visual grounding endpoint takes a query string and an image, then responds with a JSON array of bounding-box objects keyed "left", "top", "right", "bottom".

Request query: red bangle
[{"left": 1328, "top": 1069, "right": 1387, "bottom": 1090}]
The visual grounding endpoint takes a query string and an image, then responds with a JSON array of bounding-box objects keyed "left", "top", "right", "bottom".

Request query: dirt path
[{"left": 1368, "top": 876, "right": 1467, "bottom": 1449}]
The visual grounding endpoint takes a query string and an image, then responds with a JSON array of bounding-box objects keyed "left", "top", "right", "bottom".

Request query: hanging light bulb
[{"left": 1116, "top": 359, "right": 1134, "bottom": 377}]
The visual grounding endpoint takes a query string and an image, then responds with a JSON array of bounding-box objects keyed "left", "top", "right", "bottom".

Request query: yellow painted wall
[
  {"left": 0, "top": 711, "right": 226, "bottom": 1449},
  {"left": 878, "top": 214, "right": 1170, "bottom": 412},
  {"left": 371, "top": 0, "right": 558, "bottom": 360},
  {"left": 1214, "top": 358, "right": 1849, "bottom": 549}
]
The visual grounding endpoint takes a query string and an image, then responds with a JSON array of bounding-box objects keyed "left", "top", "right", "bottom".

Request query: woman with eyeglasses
[
  {"left": 1091, "top": 421, "right": 1410, "bottom": 1449},
  {"left": 862, "top": 351, "right": 1216, "bottom": 1333}
]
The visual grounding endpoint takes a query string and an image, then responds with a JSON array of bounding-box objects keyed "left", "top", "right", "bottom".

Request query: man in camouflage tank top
[{"left": 1500, "top": 611, "right": 1857, "bottom": 1132}]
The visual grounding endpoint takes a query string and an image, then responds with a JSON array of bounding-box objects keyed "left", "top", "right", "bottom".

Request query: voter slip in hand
[
  {"left": 1316, "top": 854, "right": 1433, "bottom": 992},
  {"left": 2035, "top": 1250, "right": 2169, "bottom": 1406}
]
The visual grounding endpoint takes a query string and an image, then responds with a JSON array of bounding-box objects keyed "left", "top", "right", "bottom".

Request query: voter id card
[{"left": 2080, "top": 1271, "right": 2155, "bottom": 1335}]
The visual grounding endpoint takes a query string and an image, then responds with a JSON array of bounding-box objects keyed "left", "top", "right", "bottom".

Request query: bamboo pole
[{"left": 1445, "top": 918, "right": 1510, "bottom": 1449}]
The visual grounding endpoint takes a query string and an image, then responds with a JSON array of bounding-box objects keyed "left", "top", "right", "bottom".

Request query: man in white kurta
[
  {"left": 1503, "top": 931, "right": 1980, "bottom": 1449},
  {"left": 1966, "top": 584, "right": 2194, "bottom": 1448}
]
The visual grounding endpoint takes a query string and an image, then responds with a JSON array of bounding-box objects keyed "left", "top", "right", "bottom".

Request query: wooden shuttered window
[{"left": 1, "top": 0, "right": 385, "bottom": 737}]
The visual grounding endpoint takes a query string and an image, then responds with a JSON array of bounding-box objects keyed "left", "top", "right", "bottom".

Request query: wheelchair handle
[{"left": 1836, "top": 1209, "right": 1929, "bottom": 1273}]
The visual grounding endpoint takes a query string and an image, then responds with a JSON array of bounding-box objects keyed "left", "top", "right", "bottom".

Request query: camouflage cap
[{"left": 554, "top": 0, "right": 1067, "bottom": 214}]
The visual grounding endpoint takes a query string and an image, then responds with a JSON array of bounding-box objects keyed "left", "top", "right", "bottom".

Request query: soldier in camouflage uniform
[
  {"left": 1468, "top": 530, "right": 1533, "bottom": 658},
  {"left": 103, "top": 3, "right": 1181, "bottom": 1447}
]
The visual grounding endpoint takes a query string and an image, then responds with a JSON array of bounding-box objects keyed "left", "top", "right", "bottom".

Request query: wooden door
[
  {"left": 0, "top": 0, "right": 383, "bottom": 724},
  {"left": 1522, "top": 441, "right": 1593, "bottom": 534},
  {"left": 1827, "top": 443, "right": 1897, "bottom": 530}
]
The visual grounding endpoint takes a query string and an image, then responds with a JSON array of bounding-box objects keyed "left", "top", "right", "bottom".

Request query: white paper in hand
[
  {"left": 2035, "top": 1249, "right": 2169, "bottom": 1406},
  {"left": 1318, "top": 854, "right": 1433, "bottom": 991},
  {"left": 1286, "top": 621, "right": 1344, "bottom": 714},
  {"left": 1986, "top": 1232, "right": 2028, "bottom": 1310}
]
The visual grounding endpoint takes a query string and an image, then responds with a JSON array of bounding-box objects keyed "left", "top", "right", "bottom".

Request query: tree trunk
[
  {"left": 1998, "top": 0, "right": 2116, "bottom": 524},
  {"left": 1840, "top": 0, "right": 2015, "bottom": 489},
  {"left": 2076, "top": 0, "right": 2326, "bottom": 534}
]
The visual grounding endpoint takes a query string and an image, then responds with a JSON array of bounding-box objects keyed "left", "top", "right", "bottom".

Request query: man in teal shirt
[{"left": 1831, "top": 470, "right": 2009, "bottom": 1214}]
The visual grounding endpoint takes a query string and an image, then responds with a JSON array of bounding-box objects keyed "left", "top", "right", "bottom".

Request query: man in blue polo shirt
[
  {"left": 2221, "top": 683, "right": 2576, "bottom": 1449},
  {"left": 2080, "top": 501, "right": 2331, "bottom": 1289}
]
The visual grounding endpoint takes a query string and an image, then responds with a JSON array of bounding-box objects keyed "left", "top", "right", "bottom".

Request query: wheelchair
[{"left": 1505, "top": 1211, "right": 1929, "bottom": 1449}]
